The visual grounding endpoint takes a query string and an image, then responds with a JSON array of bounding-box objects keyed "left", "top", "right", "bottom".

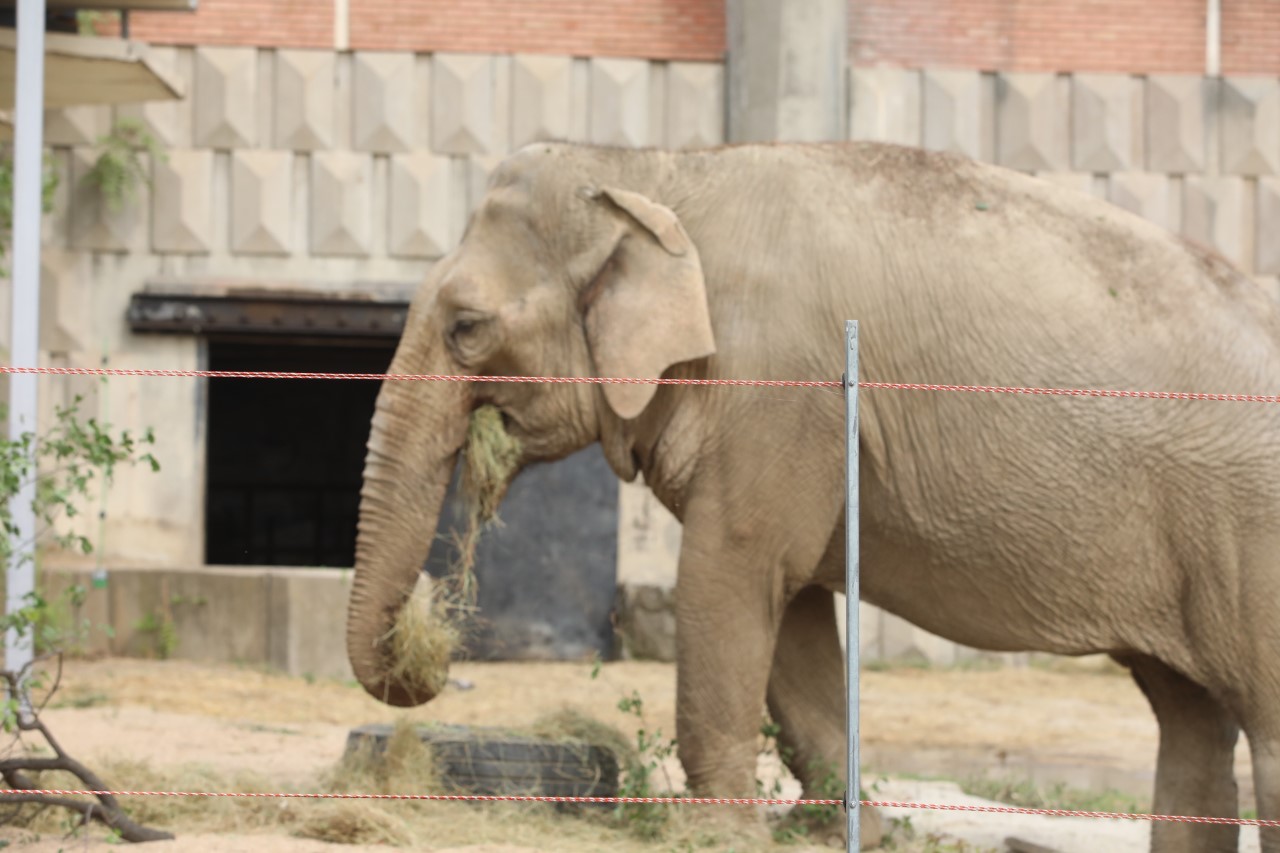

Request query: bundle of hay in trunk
[{"left": 381, "top": 405, "right": 521, "bottom": 697}]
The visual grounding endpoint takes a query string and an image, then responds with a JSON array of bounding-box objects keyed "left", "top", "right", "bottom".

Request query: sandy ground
[{"left": 0, "top": 656, "right": 1261, "bottom": 852}]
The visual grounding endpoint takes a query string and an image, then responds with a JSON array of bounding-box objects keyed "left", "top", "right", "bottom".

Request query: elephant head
[{"left": 345, "top": 145, "right": 717, "bottom": 706}]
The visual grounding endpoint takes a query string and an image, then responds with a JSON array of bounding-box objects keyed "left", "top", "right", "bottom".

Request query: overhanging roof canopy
[{"left": 0, "top": 28, "right": 184, "bottom": 111}]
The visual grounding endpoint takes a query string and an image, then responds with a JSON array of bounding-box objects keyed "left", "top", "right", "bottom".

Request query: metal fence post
[{"left": 845, "top": 320, "right": 860, "bottom": 851}]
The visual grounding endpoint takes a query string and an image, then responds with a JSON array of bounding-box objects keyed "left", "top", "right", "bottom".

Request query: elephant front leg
[{"left": 672, "top": 536, "right": 783, "bottom": 801}]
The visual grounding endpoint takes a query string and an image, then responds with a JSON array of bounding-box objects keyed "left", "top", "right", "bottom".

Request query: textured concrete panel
[
  {"left": 511, "top": 54, "right": 572, "bottom": 149},
  {"left": 275, "top": 50, "right": 335, "bottom": 151},
  {"left": 666, "top": 62, "right": 724, "bottom": 148},
  {"left": 310, "top": 151, "right": 372, "bottom": 257},
  {"left": 1259, "top": 177, "right": 1280, "bottom": 275},
  {"left": 69, "top": 148, "right": 145, "bottom": 252},
  {"left": 1145, "top": 75, "right": 1205, "bottom": 174},
  {"left": 39, "top": 249, "right": 91, "bottom": 353},
  {"left": 849, "top": 66, "right": 921, "bottom": 146},
  {"left": 152, "top": 149, "right": 214, "bottom": 254},
  {"left": 466, "top": 154, "right": 505, "bottom": 215},
  {"left": 116, "top": 46, "right": 190, "bottom": 148},
  {"left": 1259, "top": 277, "right": 1280, "bottom": 302},
  {"left": 194, "top": 47, "right": 257, "bottom": 149},
  {"left": 44, "top": 106, "right": 110, "bottom": 147},
  {"left": 922, "top": 69, "right": 991, "bottom": 160},
  {"left": 1108, "top": 173, "right": 1174, "bottom": 232},
  {"left": 1035, "top": 172, "right": 1098, "bottom": 198},
  {"left": 353, "top": 51, "right": 416, "bottom": 153},
  {"left": 1182, "top": 176, "right": 1249, "bottom": 269},
  {"left": 388, "top": 153, "right": 456, "bottom": 259},
  {"left": 589, "top": 58, "right": 650, "bottom": 147},
  {"left": 1072, "top": 74, "right": 1135, "bottom": 172},
  {"left": 1220, "top": 77, "right": 1280, "bottom": 176},
  {"left": 997, "top": 73, "right": 1067, "bottom": 171},
  {"left": 231, "top": 151, "right": 292, "bottom": 255},
  {"left": 432, "top": 53, "right": 495, "bottom": 155}
]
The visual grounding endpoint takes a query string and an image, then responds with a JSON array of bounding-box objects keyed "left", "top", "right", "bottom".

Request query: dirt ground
[{"left": 0, "top": 656, "right": 1257, "bottom": 851}]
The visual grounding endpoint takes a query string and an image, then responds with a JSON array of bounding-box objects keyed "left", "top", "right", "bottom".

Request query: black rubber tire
[{"left": 345, "top": 723, "right": 621, "bottom": 800}]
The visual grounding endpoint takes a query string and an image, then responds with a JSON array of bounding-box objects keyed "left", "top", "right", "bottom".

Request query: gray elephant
[{"left": 345, "top": 140, "right": 1280, "bottom": 853}]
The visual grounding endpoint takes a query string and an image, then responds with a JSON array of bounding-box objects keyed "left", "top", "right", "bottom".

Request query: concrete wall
[{"left": 14, "top": 42, "right": 1280, "bottom": 672}]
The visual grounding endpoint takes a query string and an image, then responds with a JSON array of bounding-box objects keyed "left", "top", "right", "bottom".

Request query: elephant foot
[{"left": 773, "top": 802, "right": 885, "bottom": 849}]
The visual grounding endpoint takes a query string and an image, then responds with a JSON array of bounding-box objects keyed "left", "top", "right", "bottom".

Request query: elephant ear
[{"left": 581, "top": 187, "right": 716, "bottom": 420}]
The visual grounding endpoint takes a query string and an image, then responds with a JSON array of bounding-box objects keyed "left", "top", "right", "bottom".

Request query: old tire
[{"left": 345, "top": 723, "right": 621, "bottom": 800}]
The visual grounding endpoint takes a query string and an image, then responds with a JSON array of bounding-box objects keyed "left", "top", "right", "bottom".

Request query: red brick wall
[
  {"left": 99, "top": 0, "right": 332, "bottom": 49},
  {"left": 1221, "top": 0, "right": 1280, "bottom": 74},
  {"left": 849, "top": 0, "right": 1210, "bottom": 74},
  {"left": 349, "top": 0, "right": 724, "bottom": 59},
  {"left": 103, "top": 0, "right": 1279, "bottom": 76}
]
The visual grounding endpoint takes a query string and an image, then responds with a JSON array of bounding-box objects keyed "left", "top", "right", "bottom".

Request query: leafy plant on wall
[{"left": 0, "top": 116, "right": 165, "bottom": 275}]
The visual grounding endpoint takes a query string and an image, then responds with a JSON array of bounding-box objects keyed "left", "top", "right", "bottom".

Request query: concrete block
[
  {"left": 231, "top": 150, "right": 293, "bottom": 255},
  {"left": 45, "top": 105, "right": 111, "bottom": 147},
  {"left": 165, "top": 569, "right": 271, "bottom": 664},
  {"left": 849, "top": 66, "right": 921, "bottom": 146},
  {"left": 432, "top": 53, "right": 496, "bottom": 155},
  {"left": 1220, "top": 77, "right": 1280, "bottom": 176},
  {"left": 41, "top": 148, "right": 71, "bottom": 249},
  {"left": 615, "top": 479, "right": 681, "bottom": 588},
  {"left": 466, "top": 153, "right": 506, "bottom": 215},
  {"left": 1035, "top": 171, "right": 1099, "bottom": 198},
  {"left": 275, "top": 50, "right": 335, "bottom": 151},
  {"left": 922, "top": 69, "right": 992, "bottom": 161},
  {"left": 1072, "top": 73, "right": 1136, "bottom": 173},
  {"left": 39, "top": 249, "right": 92, "bottom": 353},
  {"left": 267, "top": 568, "right": 354, "bottom": 680},
  {"left": 726, "top": 0, "right": 846, "bottom": 142},
  {"left": 1145, "top": 75, "right": 1206, "bottom": 174},
  {"left": 511, "top": 54, "right": 572, "bottom": 149},
  {"left": 613, "top": 583, "right": 675, "bottom": 662},
  {"left": 353, "top": 51, "right": 416, "bottom": 153},
  {"left": 116, "top": 46, "right": 191, "bottom": 148},
  {"left": 1259, "top": 177, "right": 1280, "bottom": 275},
  {"left": 69, "top": 147, "right": 146, "bottom": 252},
  {"left": 665, "top": 62, "right": 724, "bottom": 149},
  {"left": 1108, "top": 172, "right": 1175, "bottom": 232},
  {"left": 997, "top": 72, "right": 1068, "bottom": 171},
  {"left": 194, "top": 46, "right": 257, "bottom": 149},
  {"left": 389, "top": 152, "right": 457, "bottom": 259},
  {"left": 589, "top": 58, "right": 650, "bottom": 147},
  {"left": 151, "top": 149, "right": 214, "bottom": 254},
  {"left": 40, "top": 567, "right": 112, "bottom": 658},
  {"left": 1258, "top": 276, "right": 1280, "bottom": 302},
  {"left": 1182, "top": 175, "right": 1250, "bottom": 269},
  {"left": 310, "top": 151, "right": 372, "bottom": 257}
]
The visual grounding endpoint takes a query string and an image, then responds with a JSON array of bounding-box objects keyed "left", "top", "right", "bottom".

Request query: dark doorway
[
  {"left": 204, "top": 341, "right": 394, "bottom": 567},
  {"left": 201, "top": 334, "right": 620, "bottom": 661}
]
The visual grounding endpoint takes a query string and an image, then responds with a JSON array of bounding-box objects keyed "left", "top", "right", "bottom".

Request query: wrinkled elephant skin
[{"left": 347, "top": 141, "right": 1280, "bottom": 853}]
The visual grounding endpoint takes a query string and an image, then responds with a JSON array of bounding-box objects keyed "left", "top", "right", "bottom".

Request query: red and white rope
[
  {"left": 4, "top": 789, "right": 1279, "bottom": 827},
  {"left": 2, "top": 365, "right": 1278, "bottom": 402}
]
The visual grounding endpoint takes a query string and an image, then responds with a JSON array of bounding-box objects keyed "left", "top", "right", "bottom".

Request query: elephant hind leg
[
  {"left": 766, "top": 586, "right": 884, "bottom": 849},
  {"left": 1114, "top": 653, "right": 1240, "bottom": 853}
]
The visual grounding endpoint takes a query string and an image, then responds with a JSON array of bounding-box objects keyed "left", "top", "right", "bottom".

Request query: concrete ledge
[{"left": 42, "top": 565, "right": 355, "bottom": 680}]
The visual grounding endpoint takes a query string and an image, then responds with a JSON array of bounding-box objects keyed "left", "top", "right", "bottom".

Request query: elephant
[{"left": 344, "top": 139, "right": 1280, "bottom": 853}]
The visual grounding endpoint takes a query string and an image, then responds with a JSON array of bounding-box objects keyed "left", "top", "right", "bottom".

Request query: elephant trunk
[{"left": 346, "top": 336, "right": 470, "bottom": 707}]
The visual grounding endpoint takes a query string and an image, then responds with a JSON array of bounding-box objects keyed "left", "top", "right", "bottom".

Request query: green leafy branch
[{"left": 81, "top": 117, "right": 165, "bottom": 214}]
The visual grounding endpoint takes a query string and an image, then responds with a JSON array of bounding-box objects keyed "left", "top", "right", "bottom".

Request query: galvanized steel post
[{"left": 844, "top": 320, "right": 860, "bottom": 851}]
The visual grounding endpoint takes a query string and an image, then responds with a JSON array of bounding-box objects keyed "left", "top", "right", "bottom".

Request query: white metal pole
[
  {"left": 6, "top": 0, "right": 47, "bottom": 678},
  {"left": 844, "top": 320, "right": 860, "bottom": 851}
]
